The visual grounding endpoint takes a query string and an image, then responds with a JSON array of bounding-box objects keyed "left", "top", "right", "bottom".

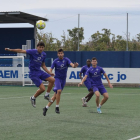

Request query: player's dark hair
[
  {"left": 37, "top": 42, "right": 45, "bottom": 47},
  {"left": 92, "top": 57, "right": 97, "bottom": 61},
  {"left": 57, "top": 49, "right": 64, "bottom": 53},
  {"left": 87, "top": 59, "right": 91, "bottom": 62}
]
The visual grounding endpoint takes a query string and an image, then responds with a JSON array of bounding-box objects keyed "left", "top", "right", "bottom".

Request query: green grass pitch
[{"left": 0, "top": 86, "right": 140, "bottom": 140}]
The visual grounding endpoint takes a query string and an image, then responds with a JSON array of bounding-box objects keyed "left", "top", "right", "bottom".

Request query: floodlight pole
[
  {"left": 34, "top": 22, "right": 37, "bottom": 48},
  {"left": 78, "top": 14, "right": 80, "bottom": 51},
  {"left": 126, "top": 13, "right": 128, "bottom": 51}
]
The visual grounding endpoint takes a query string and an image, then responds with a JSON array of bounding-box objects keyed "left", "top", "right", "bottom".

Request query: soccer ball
[{"left": 36, "top": 20, "right": 46, "bottom": 30}]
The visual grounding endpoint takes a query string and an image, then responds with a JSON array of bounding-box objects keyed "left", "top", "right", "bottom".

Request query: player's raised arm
[
  {"left": 104, "top": 73, "right": 113, "bottom": 88},
  {"left": 42, "top": 62, "right": 55, "bottom": 76},
  {"left": 5, "top": 48, "right": 26, "bottom": 53},
  {"left": 70, "top": 62, "right": 79, "bottom": 68},
  {"left": 78, "top": 75, "right": 88, "bottom": 87}
]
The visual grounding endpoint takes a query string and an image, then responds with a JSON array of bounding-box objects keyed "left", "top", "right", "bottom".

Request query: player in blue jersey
[
  {"left": 43, "top": 49, "right": 79, "bottom": 116},
  {"left": 78, "top": 57, "right": 113, "bottom": 113},
  {"left": 79, "top": 59, "right": 94, "bottom": 107},
  {"left": 5, "top": 42, "right": 55, "bottom": 108}
]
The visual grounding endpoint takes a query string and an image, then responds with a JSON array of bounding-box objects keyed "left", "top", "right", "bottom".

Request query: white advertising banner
[
  {"left": 66, "top": 68, "right": 140, "bottom": 83},
  {"left": 0, "top": 67, "right": 140, "bottom": 83}
]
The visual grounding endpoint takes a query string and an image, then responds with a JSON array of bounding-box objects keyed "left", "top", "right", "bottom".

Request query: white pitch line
[
  {"left": 128, "top": 135, "right": 140, "bottom": 140},
  {"left": 79, "top": 93, "right": 140, "bottom": 96},
  {"left": 111, "top": 94, "right": 140, "bottom": 96},
  {"left": 0, "top": 96, "right": 30, "bottom": 100},
  {"left": 0, "top": 93, "right": 71, "bottom": 100}
]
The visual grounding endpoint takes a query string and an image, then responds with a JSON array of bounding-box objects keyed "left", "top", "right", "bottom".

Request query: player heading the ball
[{"left": 5, "top": 42, "right": 55, "bottom": 108}]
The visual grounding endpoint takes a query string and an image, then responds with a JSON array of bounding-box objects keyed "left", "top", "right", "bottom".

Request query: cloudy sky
[{"left": 1, "top": 0, "right": 140, "bottom": 42}]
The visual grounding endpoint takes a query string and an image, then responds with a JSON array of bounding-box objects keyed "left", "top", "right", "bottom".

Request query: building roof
[{"left": 0, "top": 11, "right": 48, "bottom": 25}]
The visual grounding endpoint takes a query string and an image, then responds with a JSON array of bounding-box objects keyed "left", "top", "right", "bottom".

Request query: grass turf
[{"left": 0, "top": 86, "right": 140, "bottom": 140}]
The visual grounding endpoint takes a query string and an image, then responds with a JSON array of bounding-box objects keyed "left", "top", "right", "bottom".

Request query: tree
[
  {"left": 36, "top": 31, "right": 60, "bottom": 51},
  {"left": 137, "top": 33, "right": 140, "bottom": 42},
  {"left": 36, "top": 29, "right": 140, "bottom": 51},
  {"left": 115, "top": 35, "right": 126, "bottom": 51},
  {"left": 67, "top": 27, "right": 84, "bottom": 51}
]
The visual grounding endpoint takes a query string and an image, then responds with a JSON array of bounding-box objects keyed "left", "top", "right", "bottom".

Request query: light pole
[
  {"left": 126, "top": 13, "right": 128, "bottom": 51},
  {"left": 78, "top": 14, "right": 80, "bottom": 51}
]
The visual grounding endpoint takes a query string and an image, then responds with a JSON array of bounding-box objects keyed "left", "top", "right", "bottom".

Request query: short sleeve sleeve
[
  {"left": 100, "top": 67, "right": 105, "bottom": 74},
  {"left": 80, "top": 67, "right": 84, "bottom": 73},
  {"left": 26, "top": 49, "right": 34, "bottom": 55},
  {"left": 85, "top": 69, "right": 90, "bottom": 76},
  {"left": 42, "top": 55, "right": 46, "bottom": 63}
]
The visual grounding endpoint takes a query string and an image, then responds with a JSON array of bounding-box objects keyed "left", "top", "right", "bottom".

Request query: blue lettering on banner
[
  {"left": 0, "top": 70, "right": 18, "bottom": 78},
  {"left": 108, "top": 74, "right": 113, "bottom": 80},
  {"left": 24, "top": 72, "right": 30, "bottom": 78},
  {"left": 69, "top": 71, "right": 82, "bottom": 79},
  {"left": 101, "top": 75, "right": 106, "bottom": 80},
  {"left": 101, "top": 74, "right": 113, "bottom": 80},
  {"left": 11, "top": 70, "right": 18, "bottom": 78},
  {"left": 76, "top": 71, "right": 81, "bottom": 79},
  {"left": 117, "top": 72, "right": 126, "bottom": 82},
  {"left": 0, "top": 71, "right": 4, "bottom": 78},
  {"left": 69, "top": 71, "right": 76, "bottom": 79},
  {"left": 69, "top": 71, "right": 127, "bottom": 82},
  {"left": 4, "top": 70, "right": 10, "bottom": 78}
]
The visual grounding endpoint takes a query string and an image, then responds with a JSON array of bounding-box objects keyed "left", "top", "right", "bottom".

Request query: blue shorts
[
  {"left": 84, "top": 80, "right": 92, "bottom": 91},
  {"left": 53, "top": 78, "right": 66, "bottom": 93},
  {"left": 30, "top": 70, "right": 51, "bottom": 87},
  {"left": 92, "top": 85, "right": 107, "bottom": 95}
]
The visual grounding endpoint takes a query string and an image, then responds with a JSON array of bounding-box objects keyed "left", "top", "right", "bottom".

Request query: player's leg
[
  {"left": 55, "top": 89, "right": 62, "bottom": 114},
  {"left": 98, "top": 85, "right": 108, "bottom": 108},
  {"left": 93, "top": 86, "right": 102, "bottom": 113},
  {"left": 44, "top": 77, "right": 55, "bottom": 102},
  {"left": 30, "top": 76, "right": 45, "bottom": 107},
  {"left": 43, "top": 93, "right": 56, "bottom": 116},
  {"left": 81, "top": 81, "right": 94, "bottom": 107},
  {"left": 85, "top": 89, "right": 94, "bottom": 102},
  {"left": 82, "top": 89, "right": 94, "bottom": 107},
  {"left": 94, "top": 91, "right": 100, "bottom": 107},
  {"left": 45, "top": 77, "right": 55, "bottom": 93},
  {"left": 34, "top": 83, "right": 45, "bottom": 98},
  {"left": 48, "top": 93, "right": 56, "bottom": 107},
  {"left": 43, "top": 78, "right": 61, "bottom": 116},
  {"left": 40, "top": 71, "right": 55, "bottom": 102},
  {"left": 55, "top": 79, "right": 66, "bottom": 114},
  {"left": 100, "top": 93, "right": 109, "bottom": 107}
]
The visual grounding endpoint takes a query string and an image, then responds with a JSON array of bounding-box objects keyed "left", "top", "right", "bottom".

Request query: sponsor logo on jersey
[
  {"left": 61, "top": 64, "right": 64, "bottom": 67},
  {"left": 94, "top": 72, "right": 97, "bottom": 75},
  {"left": 37, "top": 57, "right": 41, "bottom": 60}
]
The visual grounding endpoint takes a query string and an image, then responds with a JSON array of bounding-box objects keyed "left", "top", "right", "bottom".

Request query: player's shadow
[
  {"left": 59, "top": 119, "right": 93, "bottom": 125},
  {"left": 89, "top": 110, "right": 97, "bottom": 113}
]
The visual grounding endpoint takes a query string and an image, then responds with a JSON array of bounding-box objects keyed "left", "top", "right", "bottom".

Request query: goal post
[
  {"left": 0, "top": 56, "right": 24, "bottom": 86},
  {"left": 0, "top": 56, "right": 53, "bottom": 86}
]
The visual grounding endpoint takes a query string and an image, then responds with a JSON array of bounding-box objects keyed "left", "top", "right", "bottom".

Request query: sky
[{"left": 0, "top": 0, "right": 140, "bottom": 42}]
